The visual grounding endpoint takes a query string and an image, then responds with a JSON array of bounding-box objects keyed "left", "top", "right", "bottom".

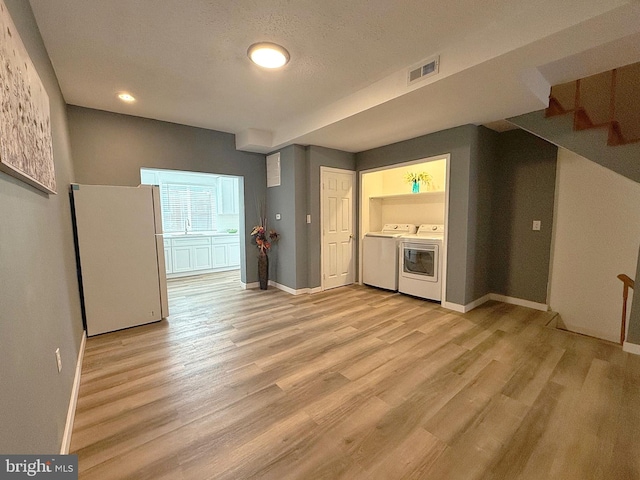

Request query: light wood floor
[{"left": 71, "top": 273, "right": 640, "bottom": 479}]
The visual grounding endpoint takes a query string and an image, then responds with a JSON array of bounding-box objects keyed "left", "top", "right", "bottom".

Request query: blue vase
[{"left": 412, "top": 181, "right": 420, "bottom": 194}]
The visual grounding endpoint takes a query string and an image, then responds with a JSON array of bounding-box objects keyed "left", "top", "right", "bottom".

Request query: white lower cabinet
[
  {"left": 163, "top": 239, "right": 173, "bottom": 274},
  {"left": 165, "top": 234, "right": 239, "bottom": 278},
  {"left": 212, "top": 244, "right": 228, "bottom": 268},
  {"left": 172, "top": 246, "right": 193, "bottom": 273},
  {"left": 193, "top": 245, "right": 213, "bottom": 270},
  {"left": 228, "top": 243, "right": 240, "bottom": 267},
  {"left": 171, "top": 237, "right": 211, "bottom": 273}
]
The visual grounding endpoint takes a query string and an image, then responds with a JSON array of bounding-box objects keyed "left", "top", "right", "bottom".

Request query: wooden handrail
[{"left": 617, "top": 273, "right": 635, "bottom": 345}]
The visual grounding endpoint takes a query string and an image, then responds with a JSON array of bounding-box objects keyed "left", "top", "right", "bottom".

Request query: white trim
[
  {"left": 441, "top": 154, "right": 451, "bottom": 316},
  {"left": 442, "top": 293, "right": 548, "bottom": 314},
  {"left": 489, "top": 294, "right": 549, "bottom": 312},
  {"left": 269, "top": 281, "right": 312, "bottom": 296},
  {"left": 623, "top": 341, "right": 640, "bottom": 355},
  {"left": 441, "top": 301, "right": 465, "bottom": 313},
  {"left": 60, "top": 331, "right": 86, "bottom": 454},
  {"left": 244, "top": 281, "right": 323, "bottom": 295},
  {"left": 245, "top": 280, "right": 306, "bottom": 295},
  {"left": 357, "top": 153, "right": 451, "bottom": 304},
  {"left": 466, "top": 294, "right": 491, "bottom": 311},
  {"left": 442, "top": 293, "right": 490, "bottom": 313}
]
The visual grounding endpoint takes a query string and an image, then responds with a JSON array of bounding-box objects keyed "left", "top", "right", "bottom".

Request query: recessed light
[
  {"left": 118, "top": 93, "right": 136, "bottom": 103},
  {"left": 247, "top": 42, "right": 290, "bottom": 69}
]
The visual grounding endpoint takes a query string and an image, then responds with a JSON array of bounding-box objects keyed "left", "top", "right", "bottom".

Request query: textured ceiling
[{"left": 28, "top": 0, "right": 640, "bottom": 153}]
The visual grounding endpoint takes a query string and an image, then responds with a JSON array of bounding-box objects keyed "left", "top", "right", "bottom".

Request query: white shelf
[{"left": 369, "top": 190, "right": 445, "bottom": 200}]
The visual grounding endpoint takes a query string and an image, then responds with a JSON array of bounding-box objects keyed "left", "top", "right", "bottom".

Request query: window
[
  {"left": 160, "top": 183, "right": 217, "bottom": 233},
  {"left": 140, "top": 168, "right": 240, "bottom": 235}
]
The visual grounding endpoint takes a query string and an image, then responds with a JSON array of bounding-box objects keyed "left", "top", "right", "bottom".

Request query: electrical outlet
[
  {"left": 150, "top": 310, "right": 155, "bottom": 317},
  {"left": 306, "top": 214, "right": 311, "bottom": 224},
  {"left": 275, "top": 213, "right": 281, "bottom": 220},
  {"left": 532, "top": 220, "right": 541, "bottom": 231},
  {"left": 55, "top": 348, "right": 62, "bottom": 373}
]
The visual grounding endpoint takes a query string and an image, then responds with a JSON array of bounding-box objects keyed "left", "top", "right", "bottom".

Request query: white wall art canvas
[{"left": 0, "top": 0, "right": 55, "bottom": 194}]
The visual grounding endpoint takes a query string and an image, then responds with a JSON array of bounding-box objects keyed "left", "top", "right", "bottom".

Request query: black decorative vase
[{"left": 258, "top": 252, "right": 269, "bottom": 290}]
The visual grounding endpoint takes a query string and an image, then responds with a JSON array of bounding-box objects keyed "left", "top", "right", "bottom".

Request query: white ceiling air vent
[{"left": 407, "top": 55, "right": 440, "bottom": 86}]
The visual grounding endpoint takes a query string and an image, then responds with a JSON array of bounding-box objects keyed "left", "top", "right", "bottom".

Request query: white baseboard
[
  {"left": 60, "top": 331, "right": 86, "bottom": 454},
  {"left": 623, "top": 341, "right": 640, "bottom": 355},
  {"left": 269, "top": 281, "right": 310, "bottom": 296},
  {"left": 244, "top": 280, "right": 311, "bottom": 295},
  {"left": 442, "top": 293, "right": 548, "bottom": 314},
  {"left": 240, "top": 281, "right": 259, "bottom": 290},
  {"left": 441, "top": 301, "right": 465, "bottom": 313},
  {"left": 489, "top": 294, "right": 549, "bottom": 312},
  {"left": 269, "top": 280, "right": 296, "bottom": 295},
  {"left": 309, "top": 286, "right": 323, "bottom": 294},
  {"left": 466, "top": 294, "right": 491, "bottom": 311},
  {"left": 442, "top": 294, "right": 490, "bottom": 313}
]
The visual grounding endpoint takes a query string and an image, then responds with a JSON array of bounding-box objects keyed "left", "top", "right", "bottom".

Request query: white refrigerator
[{"left": 71, "top": 183, "right": 169, "bottom": 336}]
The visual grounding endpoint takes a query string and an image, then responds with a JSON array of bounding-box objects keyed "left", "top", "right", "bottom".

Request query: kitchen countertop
[{"left": 164, "top": 232, "right": 239, "bottom": 237}]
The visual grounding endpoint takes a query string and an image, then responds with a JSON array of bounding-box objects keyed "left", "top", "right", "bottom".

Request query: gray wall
[
  {"left": 0, "top": 0, "right": 83, "bottom": 453},
  {"left": 265, "top": 145, "right": 307, "bottom": 289},
  {"left": 264, "top": 145, "right": 356, "bottom": 290},
  {"left": 66, "top": 106, "right": 266, "bottom": 284},
  {"left": 490, "top": 130, "right": 558, "bottom": 304},
  {"left": 356, "top": 125, "right": 480, "bottom": 305},
  {"left": 306, "top": 146, "right": 356, "bottom": 289},
  {"left": 467, "top": 127, "right": 497, "bottom": 301}
]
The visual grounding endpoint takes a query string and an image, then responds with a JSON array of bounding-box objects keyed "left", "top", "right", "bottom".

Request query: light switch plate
[
  {"left": 532, "top": 220, "right": 541, "bottom": 231},
  {"left": 306, "top": 215, "right": 311, "bottom": 224},
  {"left": 275, "top": 213, "right": 281, "bottom": 220}
]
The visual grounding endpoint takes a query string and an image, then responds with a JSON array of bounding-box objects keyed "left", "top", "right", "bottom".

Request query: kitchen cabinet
[
  {"left": 171, "top": 237, "right": 212, "bottom": 273},
  {"left": 163, "top": 238, "right": 173, "bottom": 274},
  {"left": 165, "top": 234, "right": 240, "bottom": 278},
  {"left": 212, "top": 235, "right": 241, "bottom": 268},
  {"left": 228, "top": 243, "right": 241, "bottom": 266},
  {"left": 217, "top": 177, "right": 239, "bottom": 215}
]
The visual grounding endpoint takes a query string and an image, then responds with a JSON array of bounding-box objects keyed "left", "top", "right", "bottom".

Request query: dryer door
[{"left": 401, "top": 242, "right": 438, "bottom": 283}]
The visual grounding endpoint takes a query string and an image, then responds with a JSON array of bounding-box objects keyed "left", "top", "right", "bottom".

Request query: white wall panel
[{"left": 549, "top": 149, "right": 640, "bottom": 341}]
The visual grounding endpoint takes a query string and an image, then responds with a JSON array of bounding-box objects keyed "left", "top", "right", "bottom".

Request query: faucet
[{"left": 184, "top": 218, "right": 191, "bottom": 234}]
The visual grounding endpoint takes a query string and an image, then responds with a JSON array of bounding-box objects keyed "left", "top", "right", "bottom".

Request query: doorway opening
[
  {"left": 359, "top": 154, "right": 451, "bottom": 302},
  {"left": 140, "top": 168, "right": 244, "bottom": 311}
]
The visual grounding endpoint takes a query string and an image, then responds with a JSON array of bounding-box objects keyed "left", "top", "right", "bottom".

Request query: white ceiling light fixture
[
  {"left": 117, "top": 92, "right": 136, "bottom": 103},
  {"left": 247, "top": 42, "right": 290, "bottom": 69}
]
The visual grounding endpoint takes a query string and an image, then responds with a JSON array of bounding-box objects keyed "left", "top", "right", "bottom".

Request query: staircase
[
  {"left": 545, "top": 62, "right": 640, "bottom": 147},
  {"left": 508, "top": 61, "right": 640, "bottom": 184}
]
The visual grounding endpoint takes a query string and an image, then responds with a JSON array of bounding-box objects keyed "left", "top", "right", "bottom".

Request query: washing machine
[
  {"left": 398, "top": 224, "right": 444, "bottom": 301},
  {"left": 362, "top": 224, "right": 416, "bottom": 291}
]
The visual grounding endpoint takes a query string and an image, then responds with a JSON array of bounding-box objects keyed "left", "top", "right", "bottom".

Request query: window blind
[{"left": 160, "top": 183, "right": 217, "bottom": 233}]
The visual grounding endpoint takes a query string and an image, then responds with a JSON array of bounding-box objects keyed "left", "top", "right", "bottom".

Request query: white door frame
[
  {"left": 358, "top": 154, "right": 451, "bottom": 304},
  {"left": 320, "top": 166, "right": 356, "bottom": 291}
]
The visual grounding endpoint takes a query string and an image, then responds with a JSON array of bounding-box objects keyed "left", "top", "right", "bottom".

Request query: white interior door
[{"left": 321, "top": 168, "right": 355, "bottom": 290}]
